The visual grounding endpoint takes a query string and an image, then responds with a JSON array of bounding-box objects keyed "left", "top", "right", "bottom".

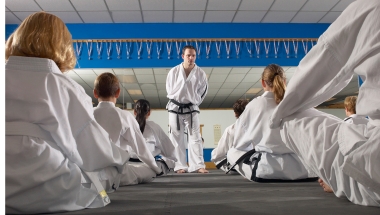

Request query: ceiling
[
  {"left": 5, "top": 0, "right": 358, "bottom": 109},
  {"left": 5, "top": 0, "right": 355, "bottom": 24}
]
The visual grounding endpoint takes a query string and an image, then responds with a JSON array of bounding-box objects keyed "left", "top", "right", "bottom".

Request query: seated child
[
  {"left": 93, "top": 72, "right": 163, "bottom": 185},
  {"left": 227, "top": 64, "right": 316, "bottom": 182},
  {"left": 343, "top": 96, "right": 368, "bottom": 124},
  {"left": 211, "top": 99, "right": 248, "bottom": 173},
  {"left": 133, "top": 99, "right": 178, "bottom": 175}
]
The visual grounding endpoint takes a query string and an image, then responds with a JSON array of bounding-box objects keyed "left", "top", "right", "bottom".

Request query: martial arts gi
[
  {"left": 227, "top": 92, "right": 314, "bottom": 182},
  {"left": 6, "top": 57, "right": 129, "bottom": 214},
  {"left": 270, "top": 0, "right": 380, "bottom": 206},
  {"left": 142, "top": 121, "right": 178, "bottom": 175},
  {"left": 166, "top": 63, "right": 208, "bottom": 172},
  {"left": 211, "top": 123, "right": 236, "bottom": 173},
  {"left": 94, "top": 102, "right": 162, "bottom": 184},
  {"left": 344, "top": 114, "right": 368, "bottom": 125}
]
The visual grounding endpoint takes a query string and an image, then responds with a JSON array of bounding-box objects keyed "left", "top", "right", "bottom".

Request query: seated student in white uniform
[
  {"left": 133, "top": 99, "right": 178, "bottom": 175},
  {"left": 5, "top": 12, "right": 130, "bottom": 214},
  {"left": 270, "top": 0, "right": 380, "bottom": 206},
  {"left": 343, "top": 96, "right": 368, "bottom": 125},
  {"left": 211, "top": 99, "right": 249, "bottom": 173},
  {"left": 227, "top": 64, "right": 316, "bottom": 182},
  {"left": 319, "top": 95, "right": 369, "bottom": 193},
  {"left": 93, "top": 72, "right": 163, "bottom": 185}
]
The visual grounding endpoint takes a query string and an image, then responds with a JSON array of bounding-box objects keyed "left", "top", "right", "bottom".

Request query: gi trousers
[
  {"left": 169, "top": 112, "right": 205, "bottom": 172},
  {"left": 280, "top": 109, "right": 380, "bottom": 206}
]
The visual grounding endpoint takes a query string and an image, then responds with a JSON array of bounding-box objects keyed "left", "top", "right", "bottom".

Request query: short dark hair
[
  {"left": 182, "top": 45, "right": 196, "bottom": 55},
  {"left": 94, "top": 72, "right": 120, "bottom": 99},
  {"left": 233, "top": 99, "right": 249, "bottom": 117}
]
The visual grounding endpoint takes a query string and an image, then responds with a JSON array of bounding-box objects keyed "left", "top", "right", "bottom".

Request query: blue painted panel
[
  {"left": 6, "top": 23, "right": 329, "bottom": 39},
  {"left": 5, "top": 23, "right": 329, "bottom": 68},
  {"left": 185, "top": 148, "right": 213, "bottom": 162},
  {"left": 358, "top": 75, "right": 363, "bottom": 87}
]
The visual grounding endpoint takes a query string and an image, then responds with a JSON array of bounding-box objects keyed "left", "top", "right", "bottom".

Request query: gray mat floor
[{"left": 46, "top": 170, "right": 379, "bottom": 215}]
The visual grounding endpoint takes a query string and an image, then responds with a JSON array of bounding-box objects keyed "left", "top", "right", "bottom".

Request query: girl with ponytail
[
  {"left": 135, "top": 99, "right": 151, "bottom": 133},
  {"left": 134, "top": 99, "right": 178, "bottom": 175},
  {"left": 226, "top": 64, "right": 316, "bottom": 182}
]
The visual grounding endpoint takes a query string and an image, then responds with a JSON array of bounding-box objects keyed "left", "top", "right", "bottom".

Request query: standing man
[{"left": 166, "top": 45, "right": 208, "bottom": 173}]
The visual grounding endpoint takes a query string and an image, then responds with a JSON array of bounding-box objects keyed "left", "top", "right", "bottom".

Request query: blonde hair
[
  {"left": 262, "top": 64, "right": 286, "bottom": 104},
  {"left": 344, "top": 96, "right": 357, "bottom": 114},
  {"left": 5, "top": 12, "right": 76, "bottom": 72}
]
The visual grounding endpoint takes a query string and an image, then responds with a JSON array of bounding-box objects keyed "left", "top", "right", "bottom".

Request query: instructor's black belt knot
[{"left": 168, "top": 99, "right": 200, "bottom": 130}]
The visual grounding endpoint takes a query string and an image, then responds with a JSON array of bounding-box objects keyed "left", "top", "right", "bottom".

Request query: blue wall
[{"left": 5, "top": 23, "right": 329, "bottom": 68}]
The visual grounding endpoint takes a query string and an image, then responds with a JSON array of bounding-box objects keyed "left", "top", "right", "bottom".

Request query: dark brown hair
[
  {"left": 233, "top": 99, "right": 249, "bottom": 117},
  {"left": 182, "top": 45, "right": 196, "bottom": 55},
  {"left": 262, "top": 64, "right": 286, "bottom": 104},
  {"left": 5, "top": 12, "right": 76, "bottom": 72},
  {"left": 135, "top": 99, "right": 151, "bottom": 133},
  {"left": 94, "top": 72, "right": 120, "bottom": 99}
]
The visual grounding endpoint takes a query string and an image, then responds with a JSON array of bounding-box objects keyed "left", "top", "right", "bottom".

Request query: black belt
[
  {"left": 129, "top": 158, "right": 142, "bottom": 162},
  {"left": 168, "top": 99, "right": 200, "bottom": 130},
  {"left": 215, "top": 158, "right": 228, "bottom": 169},
  {"left": 226, "top": 149, "right": 256, "bottom": 174}
]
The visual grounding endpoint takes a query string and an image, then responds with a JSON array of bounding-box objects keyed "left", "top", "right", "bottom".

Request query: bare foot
[
  {"left": 318, "top": 178, "right": 333, "bottom": 193},
  {"left": 196, "top": 168, "right": 209, "bottom": 173},
  {"left": 175, "top": 169, "right": 187, "bottom": 173}
]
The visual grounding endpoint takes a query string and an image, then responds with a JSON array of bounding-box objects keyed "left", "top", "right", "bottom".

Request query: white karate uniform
[
  {"left": 166, "top": 63, "right": 208, "bottom": 172},
  {"left": 343, "top": 114, "right": 368, "bottom": 125},
  {"left": 93, "top": 102, "right": 162, "bottom": 184},
  {"left": 6, "top": 56, "right": 130, "bottom": 214},
  {"left": 227, "top": 91, "right": 312, "bottom": 181},
  {"left": 142, "top": 121, "right": 178, "bottom": 173},
  {"left": 211, "top": 123, "right": 235, "bottom": 171},
  {"left": 270, "top": 0, "right": 380, "bottom": 206}
]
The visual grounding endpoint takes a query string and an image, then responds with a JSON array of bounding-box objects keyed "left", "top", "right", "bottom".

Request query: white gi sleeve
[
  {"left": 75, "top": 120, "right": 129, "bottom": 173},
  {"left": 60, "top": 82, "right": 129, "bottom": 174},
  {"left": 197, "top": 71, "right": 208, "bottom": 105},
  {"left": 270, "top": 1, "right": 365, "bottom": 129},
  {"left": 166, "top": 68, "right": 174, "bottom": 97},
  {"left": 233, "top": 101, "right": 260, "bottom": 151}
]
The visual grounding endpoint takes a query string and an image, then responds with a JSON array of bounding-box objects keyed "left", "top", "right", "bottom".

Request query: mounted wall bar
[
  {"left": 72, "top": 38, "right": 318, "bottom": 68},
  {"left": 6, "top": 23, "right": 330, "bottom": 68}
]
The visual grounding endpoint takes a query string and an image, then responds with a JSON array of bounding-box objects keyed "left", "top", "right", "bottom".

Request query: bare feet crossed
[
  {"left": 176, "top": 169, "right": 187, "bottom": 173},
  {"left": 318, "top": 178, "right": 333, "bottom": 193}
]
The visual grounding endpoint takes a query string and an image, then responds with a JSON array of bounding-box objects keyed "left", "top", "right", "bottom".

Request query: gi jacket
[
  {"left": 166, "top": 63, "right": 208, "bottom": 112},
  {"left": 93, "top": 102, "right": 162, "bottom": 174},
  {"left": 6, "top": 56, "right": 129, "bottom": 214}
]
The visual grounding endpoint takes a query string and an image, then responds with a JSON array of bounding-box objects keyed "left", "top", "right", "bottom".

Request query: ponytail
[
  {"left": 262, "top": 64, "right": 286, "bottom": 104},
  {"left": 272, "top": 75, "right": 286, "bottom": 104},
  {"left": 134, "top": 99, "right": 151, "bottom": 133}
]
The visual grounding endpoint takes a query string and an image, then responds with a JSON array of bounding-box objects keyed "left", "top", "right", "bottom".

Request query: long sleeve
[
  {"left": 270, "top": 0, "right": 380, "bottom": 128},
  {"left": 233, "top": 101, "right": 260, "bottom": 151},
  {"left": 75, "top": 120, "right": 129, "bottom": 173},
  {"left": 197, "top": 72, "right": 208, "bottom": 106},
  {"left": 48, "top": 73, "right": 129, "bottom": 173}
]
